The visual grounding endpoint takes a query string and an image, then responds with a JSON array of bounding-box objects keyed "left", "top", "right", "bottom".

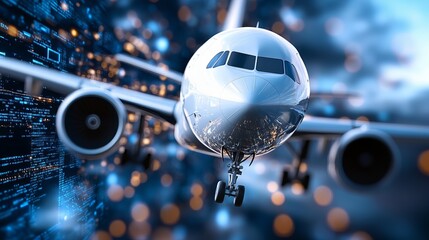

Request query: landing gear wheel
[
  {"left": 301, "top": 173, "right": 310, "bottom": 190},
  {"left": 233, "top": 185, "right": 245, "bottom": 207},
  {"left": 214, "top": 181, "right": 226, "bottom": 203}
]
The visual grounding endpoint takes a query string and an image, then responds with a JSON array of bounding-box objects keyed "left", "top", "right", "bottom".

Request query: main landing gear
[
  {"left": 281, "top": 140, "right": 311, "bottom": 190},
  {"left": 214, "top": 149, "right": 255, "bottom": 207},
  {"left": 122, "top": 113, "right": 152, "bottom": 170}
]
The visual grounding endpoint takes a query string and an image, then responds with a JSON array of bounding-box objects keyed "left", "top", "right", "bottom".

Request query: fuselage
[{"left": 175, "top": 27, "right": 310, "bottom": 156}]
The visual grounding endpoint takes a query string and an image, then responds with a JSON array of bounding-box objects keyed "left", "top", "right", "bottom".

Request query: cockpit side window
[
  {"left": 256, "top": 56, "right": 284, "bottom": 74},
  {"left": 213, "top": 51, "right": 229, "bottom": 68},
  {"left": 284, "top": 60, "right": 301, "bottom": 84},
  {"left": 228, "top": 51, "right": 256, "bottom": 70},
  {"left": 206, "top": 51, "right": 224, "bottom": 68}
]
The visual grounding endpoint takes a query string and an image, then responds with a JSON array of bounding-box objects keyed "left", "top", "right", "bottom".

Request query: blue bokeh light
[
  {"left": 155, "top": 37, "right": 169, "bottom": 53},
  {"left": 215, "top": 209, "right": 230, "bottom": 229}
]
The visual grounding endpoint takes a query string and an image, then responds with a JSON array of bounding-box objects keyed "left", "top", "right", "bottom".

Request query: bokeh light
[
  {"left": 128, "top": 221, "right": 151, "bottom": 239},
  {"left": 107, "top": 184, "right": 124, "bottom": 202},
  {"left": 327, "top": 208, "right": 350, "bottom": 232},
  {"left": 153, "top": 227, "right": 173, "bottom": 240},
  {"left": 161, "top": 174, "right": 173, "bottom": 187},
  {"left": 109, "top": 220, "right": 126, "bottom": 238},
  {"left": 350, "top": 231, "right": 373, "bottom": 240},
  {"left": 418, "top": 150, "right": 429, "bottom": 175},
  {"left": 90, "top": 231, "right": 111, "bottom": 240},
  {"left": 271, "top": 191, "right": 285, "bottom": 206},
  {"left": 314, "top": 186, "right": 333, "bottom": 206},
  {"left": 124, "top": 186, "right": 135, "bottom": 198},
  {"left": 131, "top": 203, "right": 150, "bottom": 222},
  {"left": 178, "top": 6, "right": 191, "bottom": 22},
  {"left": 291, "top": 182, "right": 304, "bottom": 195},
  {"left": 191, "top": 183, "right": 203, "bottom": 196},
  {"left": 267, "top": 181, "right": 279, "bottom": 193},
  {"left": 273, "top": 214, "right": 294, "bottom": 237},
  {"left": 160, "top": 204, "right": 180, "bottom": 225},
  {"left": 189, "top": 196, "right": 203, "bottom": 211}
]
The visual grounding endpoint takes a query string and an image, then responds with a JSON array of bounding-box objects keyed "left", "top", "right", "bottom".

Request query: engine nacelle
[
  {"left": 328, "top": 127, "right": 399, "bottom": 190},
  {"left": 56, "top": 88, "right": 126, "bottom": 160}
]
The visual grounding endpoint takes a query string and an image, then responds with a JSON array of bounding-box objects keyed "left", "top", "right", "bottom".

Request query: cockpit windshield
[
  {"left": 256, "top": 56, "right": 284, "bottom": 74},
  {"left": 206, "top": 51, "right": 301, "bottom": 84},
  {"left": 213, "top": 51, "right": 229, "bottom": 68},
  {"left": 206, "top": 51, "right": 230, "bottom": 68},
  {"left": 284, "top": 60, "right": 300, "bottom": 84},
  {"left": 228, "top": 51, "right": 255, "bottom": 70},
  {"left": 206, "top": 51, "right": 224, "bottom": 68}
]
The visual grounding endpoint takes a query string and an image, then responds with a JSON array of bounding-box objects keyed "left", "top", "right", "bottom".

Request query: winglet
[{"left": 222, "top": 0, "right": 247, "bottom": 31}]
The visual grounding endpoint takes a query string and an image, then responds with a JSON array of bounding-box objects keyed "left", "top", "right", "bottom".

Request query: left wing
[
  {"left": 115, "top": 54, "right": 184, "bottom": 84},
  {"left": 0, "top": 57, "right": 177, "bottom": 124}
]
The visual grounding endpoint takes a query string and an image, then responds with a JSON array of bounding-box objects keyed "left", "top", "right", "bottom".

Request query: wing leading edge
[
  {"left": 297, "top": 116, "right": 429, "bottom": 140},
  {"left": 0, "top": 57, "right": 177, "bottom": 124},
  {"left": 115, "top": 54, "right": 184, "bottom": 84}
]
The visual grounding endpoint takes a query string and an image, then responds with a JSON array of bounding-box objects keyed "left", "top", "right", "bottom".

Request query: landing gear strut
[
  {"left": 214, "top": 150, "right": 254, "bottom": 207},
  {"left": 122, "top": 113, "right": 152, "bottom": 170},
  {"left": 281, "top": 140, "right": 311, "bottom": 190}
]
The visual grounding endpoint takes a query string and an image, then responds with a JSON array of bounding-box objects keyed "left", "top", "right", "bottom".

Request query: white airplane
[{"left": 1, "top": 0, "right": 429, "bottom": 207}]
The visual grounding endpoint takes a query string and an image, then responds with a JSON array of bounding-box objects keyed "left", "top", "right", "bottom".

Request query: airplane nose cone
[
  {"left": 220, "top": 76, "right": 280, "bottom": 129},
  {"left": 221, "top": 76, "right": 280, "bottom": 105}
]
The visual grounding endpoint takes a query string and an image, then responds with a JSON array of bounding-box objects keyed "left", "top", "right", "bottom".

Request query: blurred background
[{"left": 1, "top": 0, "right": 429, "bottom": 239}]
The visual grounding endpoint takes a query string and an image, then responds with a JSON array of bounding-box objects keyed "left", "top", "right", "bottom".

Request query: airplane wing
[
  {"left": 296, "top": 115, "right": 429, "bottom": 140},
  {"left": 309, "top": 92, "right": 360, "bottom": 100},
  {"left": 222, "top": 0, "right": 246, "bottom": 31},
  {"left": 0, "top": 57, "right": 177, "bottom": 124},
  {"left": 115, "top": 54, "right": 184, "bottom": 84}
]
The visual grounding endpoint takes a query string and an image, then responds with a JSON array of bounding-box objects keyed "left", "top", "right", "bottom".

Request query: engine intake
[
  {"left": 328, "top": 127, "right": 398, "bottom": 190},
  {"left": 56, "top": 88, "right": 126, "bottom": 159}
]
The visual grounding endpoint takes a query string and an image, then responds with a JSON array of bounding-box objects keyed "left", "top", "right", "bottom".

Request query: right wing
[
  {"left": 296, "top": 115, "right": 429, "bottom": 140},
  {"left": 309, "top": 92, "right": 360, "bottom": 100},
  {"left": 0, "top": 57, "right": 177, "bottom": 124}
]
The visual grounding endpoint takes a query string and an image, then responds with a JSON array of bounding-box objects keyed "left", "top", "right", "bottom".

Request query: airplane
[{"left": 1, "top": 0, "right": 429, "bottom": 207}]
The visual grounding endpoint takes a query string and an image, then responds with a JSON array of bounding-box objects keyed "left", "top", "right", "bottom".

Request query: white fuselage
[{"left": 174, "top": 27, "right": 310, "bottom": 156}]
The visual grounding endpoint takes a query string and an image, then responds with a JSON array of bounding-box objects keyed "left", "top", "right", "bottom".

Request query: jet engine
[
  {"left": 56, "top": 88, "right": 126, "bottom": 160},
  {"left": 328, "top": 127, "right": 399, "bottom": 190}
]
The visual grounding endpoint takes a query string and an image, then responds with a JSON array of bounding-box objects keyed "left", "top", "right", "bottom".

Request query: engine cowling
[
  {"left": 56, "top": 88, "right": 126, "bottom": 160},
  {"left": 328, "top": 127, "right": 399, "bottom": 190}
]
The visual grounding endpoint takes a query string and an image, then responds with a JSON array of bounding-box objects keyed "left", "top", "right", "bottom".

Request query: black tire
[
  {"left": 234, "top": 185, "right": 245, "bottom": 207},
  {"left": 281, "top": 169, "right": 290, "bottom": 187},
  {"left": 214, "top": 181, "right": 226, "bottom": 203},
  {"left": 301, "top": 173, "right": 311, "bottom": 190}
]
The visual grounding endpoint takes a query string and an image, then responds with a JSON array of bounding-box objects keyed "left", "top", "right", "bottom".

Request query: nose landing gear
[{"left": 214, "top": 150, "right": 254, "bottom": 207}]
